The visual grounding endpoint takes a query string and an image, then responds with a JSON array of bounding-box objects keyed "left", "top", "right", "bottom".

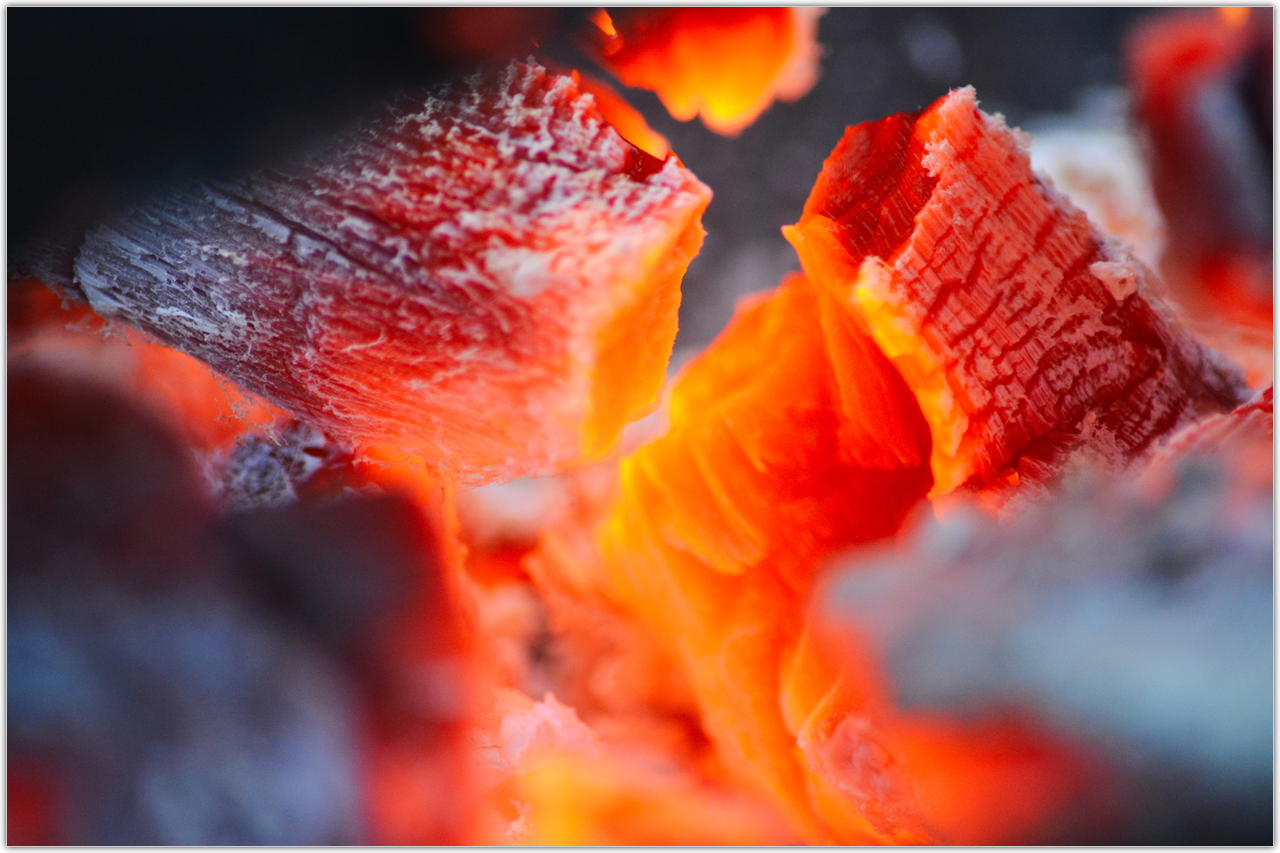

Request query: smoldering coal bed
[{"left": 8, "top": 8, "right": 1272, "bottom": 846}]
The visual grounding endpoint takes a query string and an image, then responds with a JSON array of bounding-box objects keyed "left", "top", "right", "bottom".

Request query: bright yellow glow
[
  {"left": 1217, "top": 6, "right": 1250, "bottom": 28},
  {"left": 589, "top": 8, "right": 617, "bottom": 38},
  {"left": 595, "top": 8, "right": 824, "bottom": 136}
]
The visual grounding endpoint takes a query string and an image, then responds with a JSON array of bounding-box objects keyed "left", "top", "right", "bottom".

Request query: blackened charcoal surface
[
  {"left": 8, "top": 367, "right": 469, "bottom": 844},
  {"left": 11, "top": 10, "right": 1159, "bottom": 353},
  {"left": 8, "top": 580, "right": 364, "bottom": 845}
]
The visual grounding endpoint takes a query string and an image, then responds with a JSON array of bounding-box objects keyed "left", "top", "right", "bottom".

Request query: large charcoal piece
[{"left": 44, "top": 61, "right": 710, "bottom": 484}]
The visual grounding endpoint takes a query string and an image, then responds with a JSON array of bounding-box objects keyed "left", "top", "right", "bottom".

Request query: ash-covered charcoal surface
[
  {"left": 211, "top": 420, "right": 363, "bottom": 513},
  {"left": 819, "top": 423, "right": 1273, "bottom": 845},
  {"left": 783, "top": 85, "right": 1246, "bottom": 503}
]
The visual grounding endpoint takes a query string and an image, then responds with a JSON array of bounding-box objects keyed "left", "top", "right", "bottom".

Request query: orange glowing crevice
[
  {"left": 589, "top": 7, "right": 825, "bottom": 136},
  {"left": 472, "top": 690, "right": 798, "bottom": 845},
  {"left": 585, "top": 272, "right": 934, "bottom": 841},
  {"left": 500, "top": 752, "right": 799, "bottom": 845}
]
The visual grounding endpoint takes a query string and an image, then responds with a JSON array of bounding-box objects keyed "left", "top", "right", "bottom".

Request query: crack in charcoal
[{"left": 208, "top": 182, "right": 391, "bottom": 287}]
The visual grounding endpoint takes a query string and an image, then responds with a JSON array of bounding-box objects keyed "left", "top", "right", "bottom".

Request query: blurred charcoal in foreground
[
  {"left": 7, "top": 367, "right": 361, "bottom": 844},
  {"left": 8, "top": 367, "right": 474, "bottom": 844},
  {"left": 818, "top": 391, "right": 1273, "bottom": 844}
]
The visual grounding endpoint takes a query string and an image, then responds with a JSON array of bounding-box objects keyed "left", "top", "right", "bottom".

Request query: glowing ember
[
  {"left": 784, "top": 87, "right": 1246, "bottom": 504},
  {"left": 571, "top": 69, "right": 672, "bottom": 159},
  {"left": 55, "top": 61, "right": 710, "bottom": 484},
  {"left": 589, "top": 7, "right": 824, "bottom": 135},
  {"left": 589, "top": 8, "right": 617, "bottom": 40},
  {"left": 9, "top": 280, "right": 285, "bottom": 454},
  {"left": 1218, "top": 6, "right": 1252, "bottom": 29},
  {"left": 814, "top": 387, "right": 1273, "bottom": 843}
]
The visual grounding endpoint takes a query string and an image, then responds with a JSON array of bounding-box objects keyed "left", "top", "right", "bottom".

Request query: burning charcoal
[
  {"left": 22, "top": 11, "right": 1254, "bottom": 848},
  {"left": 1027, "top": 123, "right": 1165, "bottom": 271},
  {"left": 8, "top": 277, "right": 99, "bottom": 350},
  {"left": 9, "top": 579, "right": 366, "bottom": 845},
  {"left": 461, "top": 459, "right": 706, "bottom": 756},
  {"left": 473, "top": 689, "right": 797, "bottom": 845},
  {"left": 477, "top": 689, "right": 603, "bottom": 777},
  {"left": 816, "top": 394, "right": 1272, "bottom": 844},
  {"left": 49, "top": 61, "right": 711, "bottom": 484},
  {"left": 10, "top": 281, "right": 285, "bottom": 457},
  {"left": 1128, "top": 7, "right": 1273, "bottom": 331},
  {"left": 586, "top": 8, "right": 824, "bottom": 136},
  {"left": 784, "top": 86, "right": 1247, "bottom": 504},
  {"left": 569, "top": 69, "right": 671, "bottom": 159}
]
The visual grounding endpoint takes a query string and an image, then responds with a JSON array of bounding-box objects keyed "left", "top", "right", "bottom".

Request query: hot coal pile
[{"left": 8, "top": 8, "right": 1273, "bottom": 846}]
